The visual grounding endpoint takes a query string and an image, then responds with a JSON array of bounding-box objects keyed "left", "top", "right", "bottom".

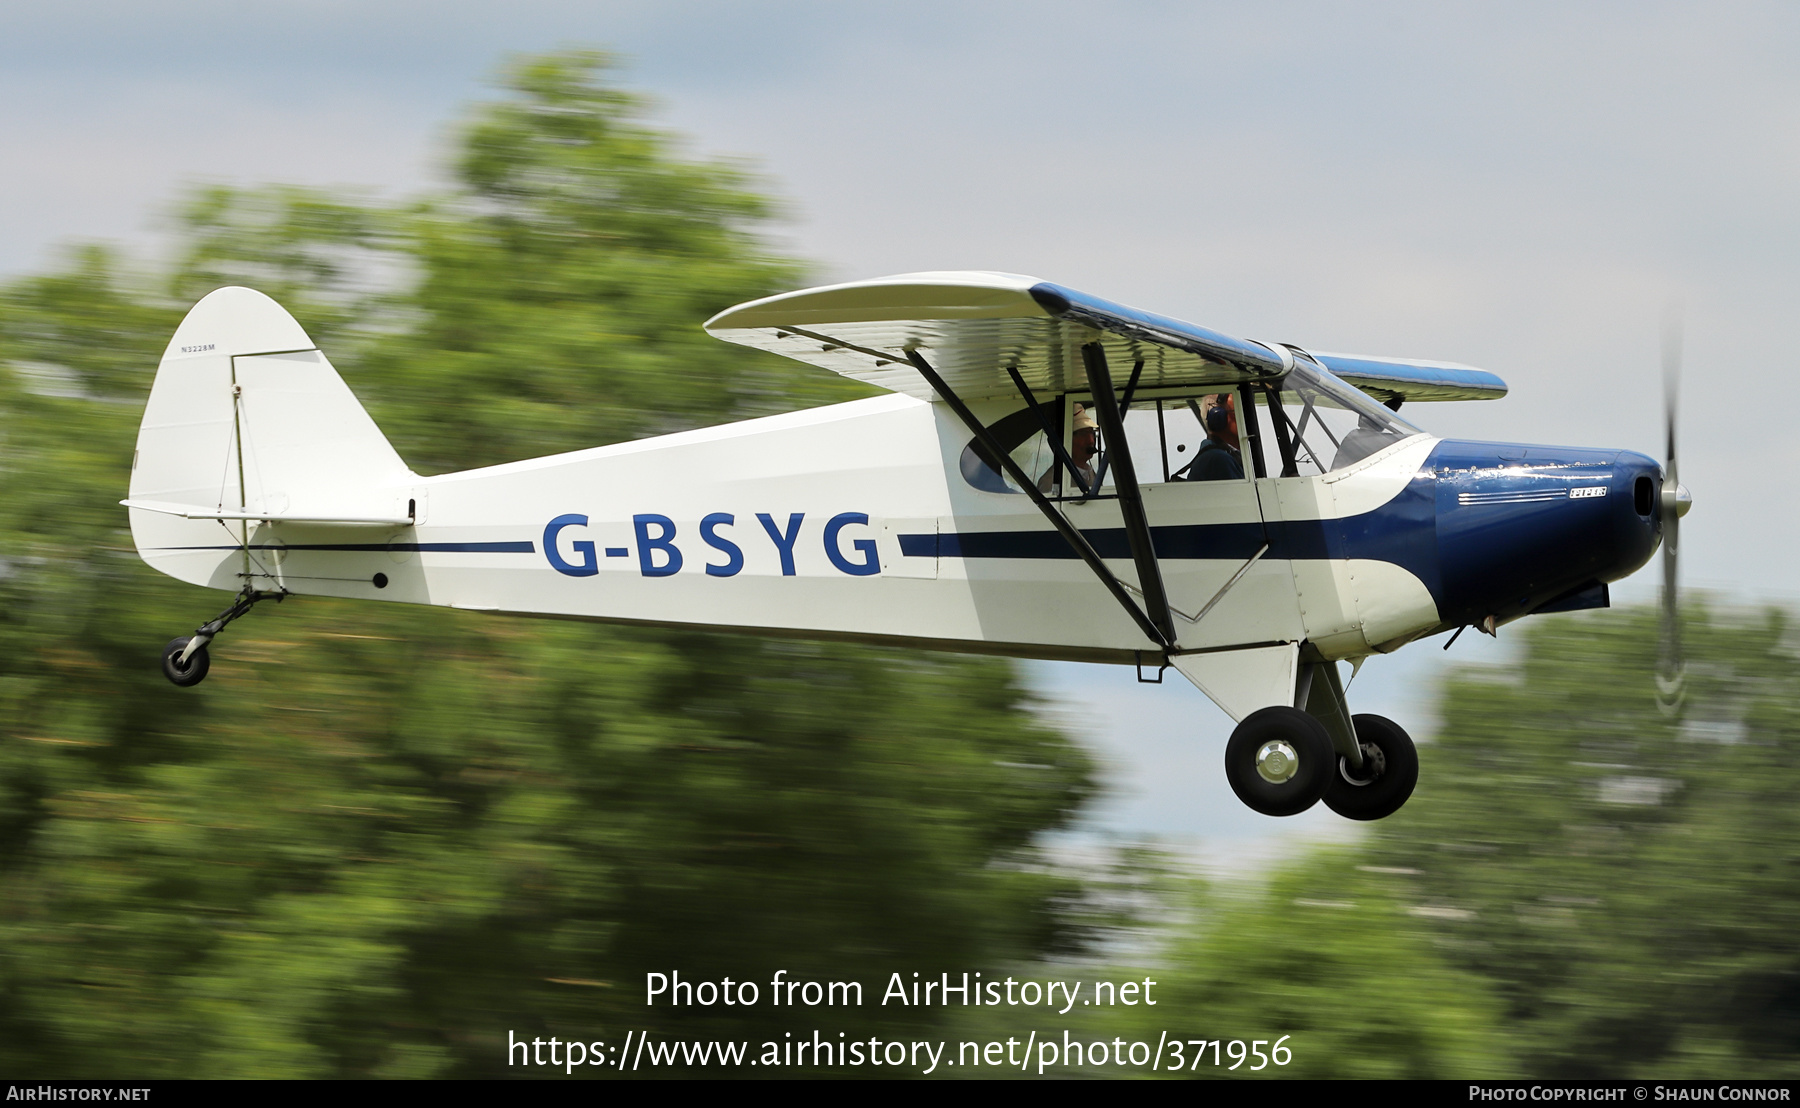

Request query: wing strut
[
  {"left": 1071, "top": 359, "right": 1141, "bottom": 503},
  {"left": 1004, "top": 364, "right": 1091, "bottom": 496},
  {"left": 1083, "top": 343, "right": 1177, "bottom": 646},
  {"left": 904, "top": 350, "right": 1172, "bottom": 652}
]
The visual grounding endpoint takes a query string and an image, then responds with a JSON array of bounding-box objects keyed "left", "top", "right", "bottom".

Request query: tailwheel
[
  {"left": 161, "top": 637, "right": 211, "bottom": 687},
  {"left": 1224, "top": 706, "right": 1336, "bottom": 817},
  {"left": 1323, "top": 714, "right": 1419, "bottom": 821},
  {"left": 158, "top": 587, "right": 282, "bottom": 688}
]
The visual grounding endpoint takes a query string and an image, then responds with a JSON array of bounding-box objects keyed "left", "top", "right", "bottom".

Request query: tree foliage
[
  {"left": 1112, "top": 854, "right": 1510, "bottom": 1078},
  {"left": 1086, "top": 605, "right": 1800, "bottom": 1079},
  {"left": 1360, "top": 605, "right": 1800, "bottom": 1077}
]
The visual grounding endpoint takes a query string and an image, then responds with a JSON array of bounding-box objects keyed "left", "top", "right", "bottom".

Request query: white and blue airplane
[{"left": 123, "top": 273, "right": 1691, "bottom": 820}]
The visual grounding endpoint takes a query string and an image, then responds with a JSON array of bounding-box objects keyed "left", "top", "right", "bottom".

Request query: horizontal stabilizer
[
  {"left": 1309, "top": 351, "right": 1507, "bottom": 404},
  {"left": 120, "top": 498, "right": 413, "bottom": 526}
]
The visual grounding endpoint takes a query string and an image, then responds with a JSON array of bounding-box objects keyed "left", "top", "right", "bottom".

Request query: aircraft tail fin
[{"left": 126, "top": 287, "right": 415, "bottom": 590}]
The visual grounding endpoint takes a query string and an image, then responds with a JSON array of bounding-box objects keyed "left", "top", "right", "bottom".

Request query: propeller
[{"left": 1656, "top": 309, "right": 1691, "bottom": 713}]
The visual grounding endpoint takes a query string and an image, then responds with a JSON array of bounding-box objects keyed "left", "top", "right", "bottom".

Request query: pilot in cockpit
[
  {"left": 1331, "top": 412, "right": 1397, "bottom": 470},
  {"left": 1038, "top": 405, "right": 1100, "bottom": 493},
  {"left": 1174, "top": 393, "right": 1244, "bottom": 481}
]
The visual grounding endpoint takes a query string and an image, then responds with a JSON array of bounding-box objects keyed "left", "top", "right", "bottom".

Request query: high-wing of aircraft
[{"left": 123, "top": 273, "right": 1692, "bottom": 821}]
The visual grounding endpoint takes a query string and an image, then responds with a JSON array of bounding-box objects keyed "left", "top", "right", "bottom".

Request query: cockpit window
[
  {"left": 958, "top": 359, "right": 1422, "bottom": 494},
  {"left": 959, "top": 401, "right": 1060, "bottom": 494},
  {"left": 962, "top": 395, "right": 1245, "bottom": 495},
  {"left": 1264, "top": 358, "right": 1421, "bottom": 476}
]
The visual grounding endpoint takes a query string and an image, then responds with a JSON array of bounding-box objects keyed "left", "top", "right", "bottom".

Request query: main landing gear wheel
[
  {"left": 1224, "top": 706, "right": 1337, "bottom": 817},
  {"left": 161, "top": 637, "right": 211, "bottom": 688},
  {"left": 1323, "top": 714, "right": 1419, "bottom": 821}
]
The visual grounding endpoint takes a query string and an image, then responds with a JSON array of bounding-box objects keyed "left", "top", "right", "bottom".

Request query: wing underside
[
  {"left": 704, "top": 271, "right": 1289, "bottom": 403},
  {"left": 705, "top": 271, "right": 1507, "bottom": 406}
]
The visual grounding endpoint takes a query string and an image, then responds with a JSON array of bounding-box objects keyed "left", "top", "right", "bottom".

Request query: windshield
[{"left": 1263, "top": 357, "right": 1421, "bottom": 476}]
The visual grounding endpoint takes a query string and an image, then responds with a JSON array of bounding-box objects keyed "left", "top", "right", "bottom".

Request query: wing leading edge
[{"left": 1309, "top": 352, "right": 1507, "bottom": 405}]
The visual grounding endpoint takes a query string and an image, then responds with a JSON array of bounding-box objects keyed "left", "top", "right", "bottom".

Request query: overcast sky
[{"left": 6, "top": 2, "right": 1794, "bottom": 847}]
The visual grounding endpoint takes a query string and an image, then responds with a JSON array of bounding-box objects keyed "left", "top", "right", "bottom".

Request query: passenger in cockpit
[
  {"left": 1039, "top": 405, "right": 1100, "bottom": 493},
  {"left": 1331, "top": 412, "right": 1398, "bottom": 470},
  {"left": 1174, "top": 394, "right": 1243, "bottom": 481}
]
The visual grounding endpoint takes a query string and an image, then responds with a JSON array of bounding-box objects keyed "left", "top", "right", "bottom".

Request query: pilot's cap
[{"left": 1072, "top": 405, "right": 1099, "bottom": 432}]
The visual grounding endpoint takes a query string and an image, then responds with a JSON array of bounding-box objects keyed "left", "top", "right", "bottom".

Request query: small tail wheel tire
[
  {"left": 1224, "top": 706, "right": 1337, "bottom": 817},
  {"left": 1323, "top": 714, "right": 1419, "bottom": 821},
  {"left": 161, "top": 637, "right": 210, "bottom": 688}
]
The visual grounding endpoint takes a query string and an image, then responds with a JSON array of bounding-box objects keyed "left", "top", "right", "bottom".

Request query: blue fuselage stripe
[
  {"left": 148, "top": 542, "right": 537, "bottom": 553},
  {"left": 905, "top": 524, "right": 1284, "bottom": 561}
]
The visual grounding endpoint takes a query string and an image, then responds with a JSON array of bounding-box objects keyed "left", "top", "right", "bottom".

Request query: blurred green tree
[
  {"left": 1358, "top": 605, "right": 1800, "bottom": 1078},
  {"left": 0, "top": 51, "right": 1093, "bottom": 1078},
  {"left": 1085, "top": 605, "right": 1800, "bottom": 1079},
  {"left": 1025, "top": 851, "right": 1513, "bottom": 1079}
]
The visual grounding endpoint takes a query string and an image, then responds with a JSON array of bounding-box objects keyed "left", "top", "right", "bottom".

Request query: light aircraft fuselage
[
  {"left": 124, "top": 275, "right": 1681, "bottom": 820},
  {"left": 139, "top": 392, "right": 1659, "bottom": 666}
]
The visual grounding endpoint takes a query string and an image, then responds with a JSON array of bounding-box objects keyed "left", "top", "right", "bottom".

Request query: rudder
[{"left": 126, "top": 287, "right": 414, "bottom": 590}]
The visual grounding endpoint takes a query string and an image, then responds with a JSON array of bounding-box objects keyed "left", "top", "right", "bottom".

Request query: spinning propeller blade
[{"left": 1656, "top": 310, "right": 1687, "bottom": 712}]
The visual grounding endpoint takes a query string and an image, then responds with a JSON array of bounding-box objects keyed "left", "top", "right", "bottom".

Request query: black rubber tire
[
  {"left": 1224, "top": 706, "right": 1337, "bottom": 817},
  {"left": 1323, "top": 714, "right": 1419, "bottom": 821},
  {"left": 161, "top": 637, "right": 210, "bottom": 688}
]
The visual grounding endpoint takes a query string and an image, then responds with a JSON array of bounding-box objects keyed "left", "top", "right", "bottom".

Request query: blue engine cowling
[{"left": 1427, "top": 441, "right": 1662, "bottom": 628}]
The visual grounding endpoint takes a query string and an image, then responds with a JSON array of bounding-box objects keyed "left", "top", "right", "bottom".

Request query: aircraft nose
[{"left": 1431, "top": 442, "right": 1663, "bottom": 628}]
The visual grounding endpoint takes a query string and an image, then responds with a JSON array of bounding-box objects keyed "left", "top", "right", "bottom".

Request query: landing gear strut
[{"left": 160, "top": 587, "right": 282, "bottom": 688}]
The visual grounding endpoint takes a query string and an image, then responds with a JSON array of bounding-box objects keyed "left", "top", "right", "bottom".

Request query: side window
[
  {"left": 963, "top": 392, "right": 1271, "bottom": 493},
  {"left": 1152, "top": 393, "right": 1256, "bottom": 484},
  {"left": 960, "top": 398, "right": 1113, "bottom": 496},
  {"left": 959, "top": 401, "right": 1061, "bottom": 494}
]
